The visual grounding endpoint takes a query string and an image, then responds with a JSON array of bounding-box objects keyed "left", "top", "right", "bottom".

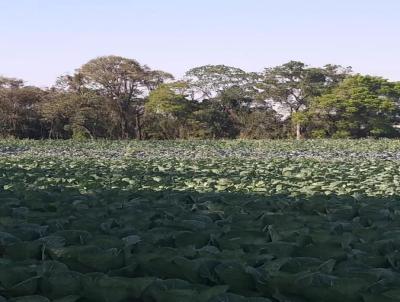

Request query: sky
[{"left": 1, "top": 0, "right": 399, "bottom": 87}]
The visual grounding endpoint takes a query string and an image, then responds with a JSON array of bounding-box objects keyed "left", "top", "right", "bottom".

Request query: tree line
[{"left": 1, "top": 55, "right": 400, "bottom": 140}]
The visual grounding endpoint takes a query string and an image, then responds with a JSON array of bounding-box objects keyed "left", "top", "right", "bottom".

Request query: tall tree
[
  {"left": 77, "top": 56, "right": 145, "bottom": 139},
  {"left": 144, "top": 84, "right": 193, "bottom": 139},
  {"left": 0, "top": 77, "right": 45, "bottom": 138},
  {"left": 258, "top": 61, "right": 351, "bottom": 139},
  {"left": 184, "top": 65, "right": 258, "bottom": 101},
  {"left": 309, "top": 75, "right": 400, "bottom": 138},
  {"left": 40, "top": 90, "right": 118, "bottom": 139},
  {"left": 77, "top": 55, "right": 172, "bottom": 139}
]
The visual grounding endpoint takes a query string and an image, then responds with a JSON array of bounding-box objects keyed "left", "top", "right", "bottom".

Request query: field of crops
[{"left": 1, "top": 139, "right": 400, "bottom": 302}]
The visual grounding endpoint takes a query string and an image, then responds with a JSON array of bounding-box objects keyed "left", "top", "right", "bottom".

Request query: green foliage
[
  {"left": 238, "top": 109, "right": 288, "bottom": 139},
  {"left": 258, "top": 61, "right": 352, "bottom": 139},
  {"left": 309, "top": 129, "right": 327, "bottom": 138},
  {"left": 191, "top": 104, "right": 240, "bottom": 139},
  {"left": 310, "top": 75, "right": 400, "bottom": 138},
  {"left": 184, "top": 65, "right": 257, "bottom": 100},
  {"left": 1, "top": 59, "right": 399, "bottom": 140},
  {"left": 0, "top": 85, "right": 46, "bottom": 139},
  {"left": 0, "top": 140, "right": 399, "bottom": 301},
  {"left": 146, "top": 84, "right": 190, "bottom": 117}
]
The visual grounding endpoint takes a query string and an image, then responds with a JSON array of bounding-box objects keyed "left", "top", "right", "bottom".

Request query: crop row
[
  {"left": 1, "top": 188, "right": 400, "bottom": 301},
  {"left": 1, "top": 139, "right": 400, "bottom": 160},
  {"left": 1, "top": 157, "right": 399, "bottom": 197}
]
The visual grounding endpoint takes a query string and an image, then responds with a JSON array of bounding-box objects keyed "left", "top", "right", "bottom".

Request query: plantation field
[{"left": 1, "top": 140, "right": 400, "bottom": 302}]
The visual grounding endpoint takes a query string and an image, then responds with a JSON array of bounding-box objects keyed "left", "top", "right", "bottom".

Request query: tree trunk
[
  {"left": 135, "top": 114, "right": 142, "bottom": 140},
  {"left": 118, "top": 100, "right": 129, "bottom": 139},
  {"left": 296, "top": 122, "right": 301, "bottom": 140}
]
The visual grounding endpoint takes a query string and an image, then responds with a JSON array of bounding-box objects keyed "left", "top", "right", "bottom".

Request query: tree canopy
[
  {"left": 309, "top": 75, "right": 400, "bottom": 138},
  {"left": 0, "top": 55, "right": 399, "bottom": 140}
]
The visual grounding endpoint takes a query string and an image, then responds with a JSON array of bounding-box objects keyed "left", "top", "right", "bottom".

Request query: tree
[
  {"left": 76, "top": 55, "right": 172, "bottom": 139},
  {"left": 0, "top": 76, "right": 24, "bottom": 89},
  {"left": 258, "top": 61, "right": 351, "bottom": 139},
  {"left": 218, "top": 86, "right": 253, "bottom": 111},
  {"left": 184, "top": 65, "right": 258, "bottom": 101},
  {"left": 143, "top": 84, "right": 194, "bottom": 139},
  {"left": 54, "top": 73, "right": 86, "bottom": 93},
  {"left": 237, "top": 108, "right": 287, "bottom": 139},
  {"left": 146, "top": 84, "right": 190, "bottom": 117},
  {"left": 3, "top": 59, "right": 399, "bottom": 141},
  {"left": 309, "top": 75, "right": 400, "bottom": 138},
  {"left": 40, "top": 90, "right": 118, "bottom": 139},
  {"left": 0, "top": 77, "right": 46, "bottom": 138},
  {"left": 190, "top": 101, "right": 240, "bottom": 139},
  {"left": 143, "top": 68, "right": 174, "bottom": 91},
  {"left": 77, "top": 56, "right": 146, "bottom": 139}
]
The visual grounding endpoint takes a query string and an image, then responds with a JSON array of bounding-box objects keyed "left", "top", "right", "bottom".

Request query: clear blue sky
[{"left": 1, "top": 0, "right": 399, "bottom": 87}]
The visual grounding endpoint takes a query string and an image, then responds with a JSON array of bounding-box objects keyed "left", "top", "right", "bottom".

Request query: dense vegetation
[
  {"left": 1, "top": 57, "right": 400, "bottom": 140},
  {"left": 1, "top": 140, "right": 400, "bottom": 302}
]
